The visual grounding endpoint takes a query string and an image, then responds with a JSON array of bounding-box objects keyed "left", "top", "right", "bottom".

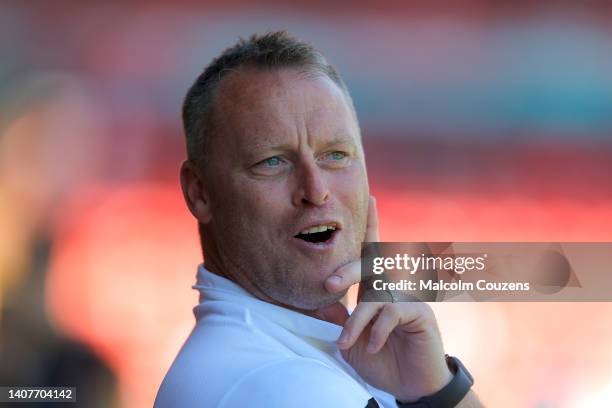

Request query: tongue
[{"left": 296, "top": 230, "right": 333, "bottom": 243}]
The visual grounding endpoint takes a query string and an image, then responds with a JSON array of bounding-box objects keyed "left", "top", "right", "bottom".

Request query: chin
[{"left": 285, "top": 286, "right": 347, "bottom": 311}]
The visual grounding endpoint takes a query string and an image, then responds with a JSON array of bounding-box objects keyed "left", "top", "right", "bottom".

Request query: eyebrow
[
  {"left": 241, "top": 142, "right": 293, "bottom": 162},
  {"left": 318, "top": 136, "right": 356, "bottom": 148}
]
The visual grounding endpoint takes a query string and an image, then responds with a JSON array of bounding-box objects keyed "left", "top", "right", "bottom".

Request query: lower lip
[{"left": 291, "top": 230, "right": 340, "bottom": 253}]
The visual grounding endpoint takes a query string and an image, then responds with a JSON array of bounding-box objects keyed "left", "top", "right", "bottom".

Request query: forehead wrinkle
[
  {"left": 213, "top": 68, "right": 360, "bottom": 158},
  {"left": 303, "top": 98, "right": 357, "bottom": 150}
]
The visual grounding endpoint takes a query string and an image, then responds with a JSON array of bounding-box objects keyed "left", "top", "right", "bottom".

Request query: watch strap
[{"left": 395, "top": 355, "right": 474, "bottom": 408}]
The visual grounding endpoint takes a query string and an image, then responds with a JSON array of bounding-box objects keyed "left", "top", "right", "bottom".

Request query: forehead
[{"left": 211, "top": 68, "right": 359, "bottom": 149}]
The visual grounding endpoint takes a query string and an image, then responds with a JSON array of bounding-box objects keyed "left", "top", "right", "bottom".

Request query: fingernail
[
  {"left": 327, "top": 275, "right": 342, "bottom": 286},
  {"left": 367, "top": 340, "right": 377, "bottom": 353}
]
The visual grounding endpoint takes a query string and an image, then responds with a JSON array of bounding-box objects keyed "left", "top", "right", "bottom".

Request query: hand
[{"left": 320, "top": 196, "right": 453, "bottom": 403}]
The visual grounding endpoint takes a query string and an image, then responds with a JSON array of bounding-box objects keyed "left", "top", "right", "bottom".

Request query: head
[{"left": 180, "top": 31, "right": 369, "bottom": 310}]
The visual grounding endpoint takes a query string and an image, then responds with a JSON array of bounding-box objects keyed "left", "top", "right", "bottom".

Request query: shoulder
[
  {"left": 155, "top": 303, "right": 373, "bottom": 408},
  {"left": 156, "top": 355, "right": 370, "bottom": 408},
  {"left": 154, "top": 315, "right": 284, "bottom": 408},
  {"left": 155, "top": 326, "right": 369, "bottom": 408}
]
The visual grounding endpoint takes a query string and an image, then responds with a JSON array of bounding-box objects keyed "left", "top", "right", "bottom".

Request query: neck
[{"left": 202, "top": 259, "right": 348, "bottom": 324}]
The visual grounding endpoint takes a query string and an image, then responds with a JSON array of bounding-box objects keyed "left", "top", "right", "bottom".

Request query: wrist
[
  {"left": 396, "top": 358, "right": 453, "bottom": 403},
  {"left": 395, "top": 355, "right": 474, "bottom": 408}
]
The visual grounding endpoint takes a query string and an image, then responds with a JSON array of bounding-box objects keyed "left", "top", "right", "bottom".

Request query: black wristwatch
[{"left": 395, "top": 355, "right": 474, "bottom": 408}]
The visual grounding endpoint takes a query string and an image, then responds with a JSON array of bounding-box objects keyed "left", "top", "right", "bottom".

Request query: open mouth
[{"left": 294, "top": 224, "right": 337, "bottom": 244}]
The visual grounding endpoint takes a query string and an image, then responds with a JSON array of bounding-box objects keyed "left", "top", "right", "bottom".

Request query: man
[{"left": 155, "top": 31, "right": 481, "bottom": 408}]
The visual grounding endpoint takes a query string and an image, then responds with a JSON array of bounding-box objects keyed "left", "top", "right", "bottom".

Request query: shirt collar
[{"left": 192, "top": 264, "right": 343, "bottom": 343}]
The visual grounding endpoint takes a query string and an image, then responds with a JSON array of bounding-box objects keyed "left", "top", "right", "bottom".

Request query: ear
[{"left": 180, "top": 160, "right": 212, "bottom": 224}]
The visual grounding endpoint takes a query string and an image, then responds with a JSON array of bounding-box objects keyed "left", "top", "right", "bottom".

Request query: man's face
[{"left": 201, "top": 68, "right": 369, "bottom": 310}]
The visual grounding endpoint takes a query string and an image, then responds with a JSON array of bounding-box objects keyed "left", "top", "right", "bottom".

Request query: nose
[{"left": 292, "top": 159, "right": 330, "bottom": 207}]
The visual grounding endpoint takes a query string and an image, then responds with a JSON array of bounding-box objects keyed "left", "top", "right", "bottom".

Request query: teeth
[{"left": 299, "top": 224, "right": 336, "bottom": 235}]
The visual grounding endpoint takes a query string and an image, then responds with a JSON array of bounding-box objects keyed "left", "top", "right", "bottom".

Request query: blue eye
[
  {"left": 319, "top": 151, "right": 350, "bottom": 168},
  {"left": 263, "top": 156, "right": 282, "bottom": 167}
]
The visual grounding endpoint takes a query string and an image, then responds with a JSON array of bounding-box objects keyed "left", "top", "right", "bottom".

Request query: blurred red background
[{"left": 1, "top": 1, "right": 612, "bottom": 407}]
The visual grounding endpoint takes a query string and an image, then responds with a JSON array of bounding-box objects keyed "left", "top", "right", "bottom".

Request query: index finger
[
  {"left": 366, "top": 195, "right": 379, "bottom": 242},
  {"left": 325, "top": 196, "right": 380, "bottom": 293}
]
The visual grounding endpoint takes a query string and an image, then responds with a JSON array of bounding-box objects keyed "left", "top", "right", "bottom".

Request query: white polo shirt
[{"left": 154, "top": 265, "right": 398, "bottom": 408}]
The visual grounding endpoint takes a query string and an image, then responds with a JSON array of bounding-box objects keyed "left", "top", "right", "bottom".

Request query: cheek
[
  {"left": 336, "top": 167, "right": 369, "bottom": 206},
  {"left": 221, "top": 178, "right": 288, "bottom": 223},
  {"left": 335, "top": 169, "right": 369, "bottom": 232}
]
